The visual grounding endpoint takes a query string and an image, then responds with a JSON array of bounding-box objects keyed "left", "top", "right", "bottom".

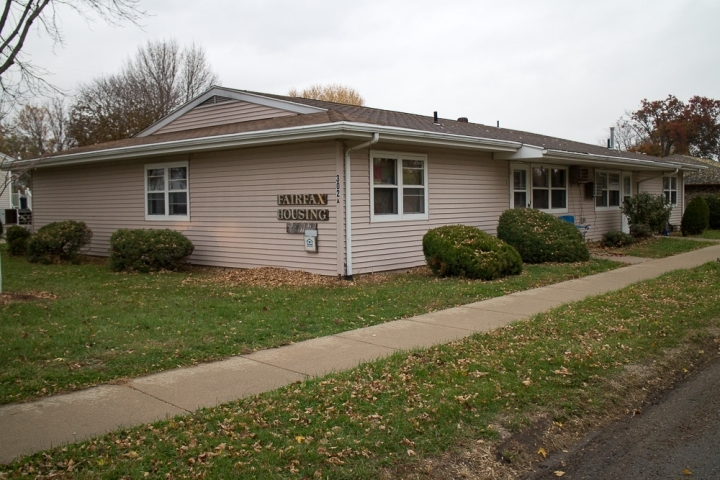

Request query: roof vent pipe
[
  {"left": 457, "top": 117, "right": 468, "bottom": 123},
  {"left": 433, "top": 111, "right": 438, "bottom": 123},
  {"left": 497, "top": 120, "right": 500, "bottom": 128}
]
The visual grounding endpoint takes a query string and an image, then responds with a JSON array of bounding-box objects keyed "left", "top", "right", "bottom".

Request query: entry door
[
  {"left": 621, "top": 173, "right": 633, "bottom": 233},
  {"left": 510, "top": 165, "right": 531, "bottom": 209}
]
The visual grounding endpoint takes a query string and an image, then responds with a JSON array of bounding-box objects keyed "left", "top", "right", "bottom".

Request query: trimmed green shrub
[
  {"left": 704, "top": 194, "right": 720, "bottom": 230},
  {"left": 496, "top": 209, "right": 590, "bottom": 263},
  {"left": 5, "top": 225, "right": 31, "bottom": 256},
  {"left": 422, "top": 225, "right": 522, "bottom": 280},
  {"left": 681, "top": 196, "right": 709, "bottom": 236},
  {"left": 621, "top": 192, "right": 671, "bottom": 237},
  {"left": 602, "top": 230, "right": 636, "bottom": 248},
  {"left": 110, "top": 228, "right": 194, "bottom": 273},
  {"left": 26, "top": 220, "right": 93, "bottom": 263}
]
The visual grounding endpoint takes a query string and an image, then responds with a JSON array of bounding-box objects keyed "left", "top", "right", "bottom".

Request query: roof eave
[
  {"left": 16, "top": 122, "right": 522, "bottom": 169},
  {"left": 543, "top": 150, "right": 705, "bottom": 171}
]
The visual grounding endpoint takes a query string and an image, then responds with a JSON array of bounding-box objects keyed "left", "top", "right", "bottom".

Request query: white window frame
[
  {"left": 663, "top": 175, "right": 678, "bottom": 206},
  {"left": 509, "top": 163, "right": 569, "bottom": 213},
  {"left": 369, "top": 151, "right": 429, "bottom": 222},
  {"left": 594, "top": 170, "right": 622, "bottom": 211},
  {"left": 144, "top": 161, "right": 190, "bottom": 221}
]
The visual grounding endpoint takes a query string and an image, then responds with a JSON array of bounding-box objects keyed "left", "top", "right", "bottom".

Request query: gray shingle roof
[
  {"left": 670, "top": 155, "right": 720, "bottom": 185},
  {"left": 25, "top": 87, "right": 709, "bottom": 170}
]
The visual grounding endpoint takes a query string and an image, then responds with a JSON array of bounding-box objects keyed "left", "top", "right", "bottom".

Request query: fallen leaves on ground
[{"left": 182, "top": 266, "right": 433, "bottom": 289}]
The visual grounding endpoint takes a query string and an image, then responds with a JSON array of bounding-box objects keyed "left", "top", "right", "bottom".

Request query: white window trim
[
  {"left": 663, "top": 174, "right": 678, "bottom": 207},
  {"left": 144, "top": 161, "right": 190, "bottom": 221},
  {"left": 594, "top": 170, "right": 622, "bottom": 211},
  {"left": 509, "top": 163, "right": 569, "bottom": 213},
  {"left": 369, "top": 150, "right": 429, "bottom": 222}
]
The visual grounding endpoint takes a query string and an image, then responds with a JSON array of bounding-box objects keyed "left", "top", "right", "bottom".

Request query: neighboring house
[
  {"left": 11, "top": 87, "right": 703, "bottom": 276},
  {"left": 671, "top": 154, "right": 720, "bottom": 203}
]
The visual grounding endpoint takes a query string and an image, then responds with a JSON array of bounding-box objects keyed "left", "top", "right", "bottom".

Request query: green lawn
[
  {"left": 695, "top": 229, "right": 720, "bottom": 240},
  {"left": 4, "top": 261, "right": 718, "bottom": 479},
  {"left": 593, "top": 236, "right": 710, "bottom": 258},
  {"left": 0, "top": 249, "right": 619, "bottom": 404}
]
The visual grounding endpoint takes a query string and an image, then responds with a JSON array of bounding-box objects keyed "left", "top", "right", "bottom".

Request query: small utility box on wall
[{"left": 304, "top": 229, "right": 318, "bottom": 253}]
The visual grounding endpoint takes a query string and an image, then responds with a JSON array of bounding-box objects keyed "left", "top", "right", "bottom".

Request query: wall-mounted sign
[
  {"left": 287, "top": 223, "right": 318, "bottom": 234},
  {"left": 277, "top": 193, "right": 330, "bottom": 222},
  {"left": 277, "top": 194, "right": 328, "bottom": 206}
]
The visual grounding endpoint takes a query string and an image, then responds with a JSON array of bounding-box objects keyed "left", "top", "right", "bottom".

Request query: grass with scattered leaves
[
  {"left": 592, "top": 236, "right": 709, "bottom": 258},
  {"left": 0, "top": 248, "right": 619, "bottom": 404},
  {"left": 695, "top": 229, "right": 720, "bottom": 240},
  {"left": 3, "top": 261, "right": 719, "bottom": 479}
]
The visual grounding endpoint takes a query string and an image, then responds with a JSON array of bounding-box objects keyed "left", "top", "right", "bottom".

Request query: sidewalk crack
[{"left": 124, "top": 384, "right": 192, "bottom": 414}]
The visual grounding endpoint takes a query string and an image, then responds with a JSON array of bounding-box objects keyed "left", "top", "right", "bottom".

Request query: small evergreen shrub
[
  {"left": 681, "top": 196, "right": 709, "bottom": 236},
  {"left": 621, "top": 192, "right": 671, "bottom": 237},
  {"left": 496, "top": 209, "right": 590, "bottom": 263},
  {"left": 5, "top": 225, "right": 32, "bottom": 256},
  {"left": 26, "top": 220, "right": 93, "bottom": 263},
  {"left": 110, "top": 228, "right": 194, "bottom": 273},
  {"left": 704, "top": 194, "right": 720, "bottom": 230},
  {"left": 601, "top": 230, "right": 636, "bottom": 248},
  {"left": 422, "top": 225, "right": 522, "bottom": 280}
]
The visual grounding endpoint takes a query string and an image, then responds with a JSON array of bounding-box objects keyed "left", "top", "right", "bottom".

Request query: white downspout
[{"left": 344, "top": 133, "right": 380, "bottom": 279}]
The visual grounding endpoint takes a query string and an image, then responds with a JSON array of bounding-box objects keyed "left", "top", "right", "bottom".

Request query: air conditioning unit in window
[{"left": 569, "top": 166, "right": 591, "bottom": 184}]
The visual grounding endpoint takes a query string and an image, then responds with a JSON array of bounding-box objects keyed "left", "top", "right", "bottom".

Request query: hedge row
[{"left": 4, "top": 222, "right": 193, "bottom": 272}]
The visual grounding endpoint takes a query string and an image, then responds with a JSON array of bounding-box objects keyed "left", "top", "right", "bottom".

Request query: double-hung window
[
  {"left": 370, "top": 151, "right": 428, "bottom": 221},
  {"left": 145, "top": 162, "right": 190, "bottom": 221},
  {"left": 511, "top": 164, "right": 568, "bottom": 212},
  {"left": 663, "top": 176, "right": 678, "bottom": 205},
  {"left": 595, "top": 171, "right": 621, "bottom": 209}
]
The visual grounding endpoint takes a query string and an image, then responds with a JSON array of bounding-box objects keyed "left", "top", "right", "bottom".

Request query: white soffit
[{"left": 134, "top": 86, "right": 327, "bottom": 137}]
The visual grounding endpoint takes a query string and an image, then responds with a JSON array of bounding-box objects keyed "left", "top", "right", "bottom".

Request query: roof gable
[{"left": 135, "top": 87, "right": 327, "bottom": 137}]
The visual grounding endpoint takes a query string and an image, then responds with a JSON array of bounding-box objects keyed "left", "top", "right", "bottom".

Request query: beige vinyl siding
[
  {"left": 154, "top": 100, "right": 296, "bottom": 135},
  {"left": 637, "top": 171, "right": 683, "bottom": 227},
  {"left": 32, "top": 142, "right": 340, "bottom": 276},
  {"left": 350, "top": 147, "right": 508, "bottom": 274},
  {"left": 0, "top": 172, "right": 10, "bottom": 209}
]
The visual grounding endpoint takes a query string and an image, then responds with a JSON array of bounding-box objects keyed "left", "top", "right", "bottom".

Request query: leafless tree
[
  {"left": 68, "top": 39, "right": 219, "bottom": 146},
  {"left": 288, "top": 83, "right": 365, "bottom": 106},
  {"left": 0, "top": 0, "right": 146, "bottom": 104}
]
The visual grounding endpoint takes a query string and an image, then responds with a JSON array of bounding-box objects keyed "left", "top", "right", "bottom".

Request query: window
[
  {"left": 663, "top": 176, "right": 678, "bottom": 205},
  {"left": 511, "top": 165, "right": 567, "bottom": 212},
  {"left": 145, "top": 162, "right": 189, "bottom": 220},
  {"left": 370, "top": 151, "right": 427, "bottom": 221},
  {"left": 595, "top": 171, "right": 621, "bottom": 208}
]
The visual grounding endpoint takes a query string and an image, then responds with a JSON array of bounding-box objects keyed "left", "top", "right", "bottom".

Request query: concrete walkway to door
[{"left": 1, "top": 244, "right": 719, "bottom": 464}]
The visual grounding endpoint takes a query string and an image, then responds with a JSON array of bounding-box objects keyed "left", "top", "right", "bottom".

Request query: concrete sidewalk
[{"left": 2, "top": 245, "right": 719, "bottom": 464}]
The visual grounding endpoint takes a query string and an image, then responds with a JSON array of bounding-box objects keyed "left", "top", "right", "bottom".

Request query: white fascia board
[
  {"left": 543, "top": 149, "right": 704, "bottom": 171},
  {"left": 493, "top": 144, "right": 546, "bottom": 160},
  {"left": 22, "top": 122, "right": 523, "bottom": 169},
  {"left": 134, "top": 86, "right": 327, "bottom": 137}
]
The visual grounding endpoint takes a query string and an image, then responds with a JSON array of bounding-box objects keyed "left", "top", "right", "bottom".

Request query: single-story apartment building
[
  {"left": 670, "top": 154, "right": 720, "bottom": 203},
  {"left": 10, "top": 87, "right": 703, "bottom": 277}
]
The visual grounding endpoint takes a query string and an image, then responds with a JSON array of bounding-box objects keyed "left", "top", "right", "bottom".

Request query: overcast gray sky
[{"left": 22, "top": 0, "right": 720, "bottom": 145}]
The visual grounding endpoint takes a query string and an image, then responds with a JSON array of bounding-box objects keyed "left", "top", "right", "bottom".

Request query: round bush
[
  {"left": 110, "top": 228, "right": 194, "bottom": 273},
  {"left": 5, "top": 225, "right": 32, "bottom": 256},
  {"left": 26, "top": 220, "right": 93, "bottom": 263},
  {"left": 704, "top": 194, "right": 720, "bottom": 230},
  {"left": 497, "top": 209, "right": 590, "bottom": 264},
  {"left": 422, "top": 225, "right": 522, "bottom": 280},
  {"left": 601, "top": 230, "right": 636, "bottom": 248},
  {"left": 681, "top": 196, "right": 709, "bottom": 236}
]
